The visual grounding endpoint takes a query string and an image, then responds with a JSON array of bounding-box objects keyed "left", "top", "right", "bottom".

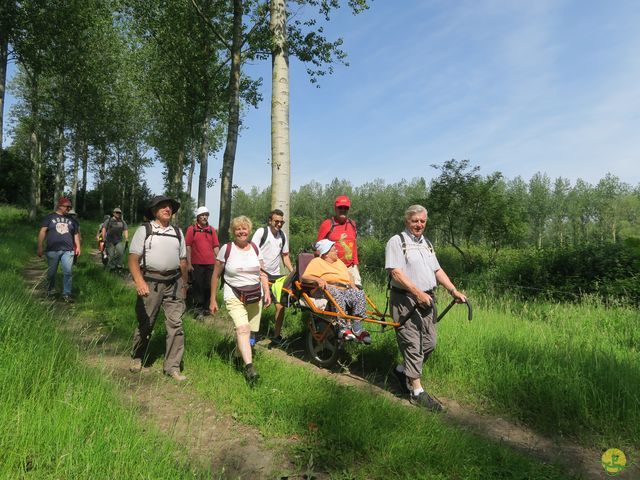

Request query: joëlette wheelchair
[{"left": 274, "top": 253, "right": 472, "bottom": 369}]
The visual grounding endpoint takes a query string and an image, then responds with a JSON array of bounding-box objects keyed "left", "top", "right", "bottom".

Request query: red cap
[{"left": 334, "top": 195, "right": 351, "bottom": 208}]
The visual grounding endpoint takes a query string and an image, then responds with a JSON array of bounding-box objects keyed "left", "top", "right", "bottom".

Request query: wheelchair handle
[{"left": 436, "top": 299, "right": 473, "bottom": 323}]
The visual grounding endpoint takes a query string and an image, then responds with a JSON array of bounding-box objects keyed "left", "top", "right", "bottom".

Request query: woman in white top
[{"left": 210, "top": 216, "right": 271, "bottom": 384}]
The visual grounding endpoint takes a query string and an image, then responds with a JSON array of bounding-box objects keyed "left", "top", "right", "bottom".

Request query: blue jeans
[{"left": 46, "top": 250, "right": 74, "bottom": 295}]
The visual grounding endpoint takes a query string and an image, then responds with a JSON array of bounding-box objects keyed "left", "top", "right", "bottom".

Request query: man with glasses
[
  {"left": 37, "top": 197, "right": 81, "bottom": 302},
  {"left": 317, "top": 195, "right": 361, "bottom": 287},
  {"left": 252, "top": 209, "right": 293, "bottom": 345},
  {"left": 102, "top": 207, "right": 129, "bottom": 272}
]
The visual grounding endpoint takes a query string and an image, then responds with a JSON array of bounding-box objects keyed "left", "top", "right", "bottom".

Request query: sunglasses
[
  {"left": 273, "top": 220, "right": 285, "bottom": 226},
  {"left": 63, "top": 205, "right": 72, "bottom": 209}
]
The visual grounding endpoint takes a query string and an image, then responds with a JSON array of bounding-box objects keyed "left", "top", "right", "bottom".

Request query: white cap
[
  {"left": 315, "top": 239, "right": 335, "bottom": 256},
  {"left": 195, "top": 206, "right": 209, "bottom": 217}
]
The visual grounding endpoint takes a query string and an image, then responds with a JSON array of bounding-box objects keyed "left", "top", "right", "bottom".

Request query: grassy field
[
  {"left": 0, "top": 206, "right": 211, "bottom": 479},
  {"left": 2, "top": 204, "right": 637, "bottom": 478},
  {"left": 345, "top": 283, "right": 640, "bottom": 450}
]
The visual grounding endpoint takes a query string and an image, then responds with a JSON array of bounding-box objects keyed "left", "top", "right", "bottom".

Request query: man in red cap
[
  {"left": 37, "top": 197, "right": 81, "bottom": 302},
  {"left": 317, "top": 195, "right": 361, "bottom": 286}
]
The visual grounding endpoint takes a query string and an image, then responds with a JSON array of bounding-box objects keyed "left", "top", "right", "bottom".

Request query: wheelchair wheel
[{"left": 306, "top": 314, "right": 340, "bottom": 368}]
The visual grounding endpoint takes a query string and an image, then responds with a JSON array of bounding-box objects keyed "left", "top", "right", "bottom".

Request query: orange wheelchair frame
[{"left": 275, "top": 253, "right": 472, "bottom": 368}]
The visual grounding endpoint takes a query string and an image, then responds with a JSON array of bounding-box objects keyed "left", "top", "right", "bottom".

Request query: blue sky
[{"left": 4, "top": 0, "right": 640, "bottom": 211}]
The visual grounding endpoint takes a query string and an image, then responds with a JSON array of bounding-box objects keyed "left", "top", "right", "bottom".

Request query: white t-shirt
[
  {"left": 217, "top": 242, "right": 264, "bottom": 301},
  {"left": 251, "top": 227, "right": 289, "bottom": 276}
]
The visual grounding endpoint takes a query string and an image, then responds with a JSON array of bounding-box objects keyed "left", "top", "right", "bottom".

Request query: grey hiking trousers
[
  {"left": 132, "top": 276, "right": 186, "bottom": 374},
  {"left": 391, "top": 289, "right": 437, "bottom": 380}
]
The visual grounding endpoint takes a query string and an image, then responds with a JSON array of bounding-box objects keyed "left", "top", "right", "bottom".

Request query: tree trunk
[
  {"left": 29, "top": 129, "right": 39, "bottom": 219},
  {"left": 80, "top": 139, "right": 88, "bottom": 213},
  {"left": 187, "top": 142, "right": 196, "bottom": 200},
  {"left": 0, "top": 34, "right": 7, "bottom": 150},
  {"left": 174, "top": 146, "right": 185, "bottom": 222},
  {"left": 71, "top": 135, "right": 79, "bottom": 207},
  {"left": 270, "top": 0, "right": 291, "bottom": 238},
  {"left": 197, "top": 116, "right": 209, "bottom": 207},
  {"left": 54, "top": 125, "right": 65, "bottom": 205},
  {"left": 218, "top": 0, "right": 243, "bottom": 244},
  {"left": 99, "top": 149, "right": 106, "bottom": 215},
  {"left": 130, "top": 158, "right": 137, "bottom": 223},
  {"left": 28, "top": 77, "right": 39, "bottom": 220}
]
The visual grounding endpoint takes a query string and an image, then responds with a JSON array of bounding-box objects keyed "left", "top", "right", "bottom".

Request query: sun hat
[
  {"left": 146, "top": 195, "right": 180, "bottom": 220},
  {"left": 195, "top": 206, "right": 209, "bottom": 217},
  {"left": 334, "top": 195, "right": 351, "bottom": 208},
  {"left": 315, "top": 239, "right": 335, "bottom": 256}
]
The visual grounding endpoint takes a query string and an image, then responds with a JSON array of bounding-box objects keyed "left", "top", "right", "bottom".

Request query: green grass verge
[{"left": 0, "top": 206, "right": 210, "bottom": 479}]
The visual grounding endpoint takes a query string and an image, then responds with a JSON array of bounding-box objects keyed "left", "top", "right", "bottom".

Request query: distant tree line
[{"left": 231, "top": 160, "right": 640, "bottom": 303}]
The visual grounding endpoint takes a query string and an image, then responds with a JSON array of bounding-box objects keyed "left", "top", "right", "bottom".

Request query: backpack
[
  {"left": 324, "top": 218, "right": 357, "bottom": 239},
  {"left": 191, "top": 224, "right": 214, "bottom": 237},
  {"left": 395, "top": 232, "right": 434, "bottom": 262},
  {"left": 140, "top": 222, "right": 183, "bottom": 272},
  {"left": 258, "top": 226, "right": 286, "bottom": 255}
]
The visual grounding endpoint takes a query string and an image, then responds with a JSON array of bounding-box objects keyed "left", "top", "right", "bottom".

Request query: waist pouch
[{"left": 231, "top": 283, "right": 262, "bottom": 304}]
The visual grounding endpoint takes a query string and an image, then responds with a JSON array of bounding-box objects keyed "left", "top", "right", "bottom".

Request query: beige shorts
[
  {"left": 348, "top": 264, "right": 362, "bottom": 287},
  {"left": 225, "top": 297, "right": 262, "bottom": 332}
]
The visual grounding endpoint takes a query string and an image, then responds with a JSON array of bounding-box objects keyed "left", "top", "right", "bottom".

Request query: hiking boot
[
  {"left": 393, "top": 368, "right": 411, "bottom": 395},
  {"left": 410, "top": 391, "right": 443, "bottom": 412},
  {"left": 354, "top": 330, "right": 372, "bottom": 345},
  {"left": 129, "top": 358, "right": 143, "bottom": 373},
  {"left": 166, "top": 370, "right": 187, "bottom": 382},
  {"left": 244, "top": 364, "right": 259, "bottom": 385},
  {"left": 338, "top": 328, "right": 355, "bottom": 341},
  {"left": 46, "top": 291, "right": 56, "bottom": 299},
  {"left": 62, "top": 295, "right": 74, "bottom": 304}
]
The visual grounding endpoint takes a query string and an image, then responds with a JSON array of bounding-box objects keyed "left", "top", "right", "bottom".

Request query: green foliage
[{"left": 0, "top": 149, "right": 31, "bottom": 206}]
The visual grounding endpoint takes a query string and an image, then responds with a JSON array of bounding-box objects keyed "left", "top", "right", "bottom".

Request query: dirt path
[
  {"left": 23, "top": 257, "right": 302, "bottom": 480},
  {"left": 25, "top": 255, "right": 640, "bottom": 480}
]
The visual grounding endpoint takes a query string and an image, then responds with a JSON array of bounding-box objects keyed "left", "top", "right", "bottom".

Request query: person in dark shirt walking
[{"left": 37, "top": 197, "right": 81, "bottom": 302}]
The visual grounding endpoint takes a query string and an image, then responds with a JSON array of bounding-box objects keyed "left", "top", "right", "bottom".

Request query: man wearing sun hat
[
  {"left": 128, "top": 195, "right": 188, "bottom": 381},
  {"left": 185, "top": 205, "right": 220, "bottom": 317},
  {"left": 317, "top": 195, "right": 361, "bottom": 287},
  {"left": 37, "top": 197, "right": 81, "bottom": 302}
]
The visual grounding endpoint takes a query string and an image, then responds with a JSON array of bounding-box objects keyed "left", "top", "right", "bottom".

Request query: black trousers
[{"left": 191, "top": 264, "right": 214, "bottom": 310}]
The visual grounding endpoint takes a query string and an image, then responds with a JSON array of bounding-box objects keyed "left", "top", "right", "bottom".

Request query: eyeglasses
[{"left": 273, "top": 220, "right": 285, "bottom": 226}]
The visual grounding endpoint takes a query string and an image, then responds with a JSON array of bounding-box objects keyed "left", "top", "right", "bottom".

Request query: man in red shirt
[
  {"left": 317, "top": 195, "right": 361, "bottom": 286},
  {"left": 185, "top": 206, "right": 220, "bottom": 318}
]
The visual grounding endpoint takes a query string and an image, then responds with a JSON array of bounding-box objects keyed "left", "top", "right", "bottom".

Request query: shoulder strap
[
  {"left": 279, "top": 230, "right": 286, "bottom": 254},
  {"left": 398, "top": 232, "right": 407, "bottom": 260},
  {"left": 142, "top": 222, "right": 152, "bottom": 271},
  {"left": 223, "top": 242, "right": 233, "bottom": 262},
  {"left": 172, "top": 225, "right": 182, "bottom": 242},
  {"left": 324, "top": 218, "right": 336, "bottom": 239},
  {"left": 348, "top": 219, "right": 357, "bottom": 237},
  {"left": 259, "top": 227, "right": 269, "bottom": 248},
  {"left": 250, "top": 241, "right": 259, "bottom": 256}
]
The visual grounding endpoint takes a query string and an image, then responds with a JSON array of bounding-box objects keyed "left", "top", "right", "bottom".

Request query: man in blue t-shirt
[{"left": 37, "top": 197, "right": 81, "bottom": 302}]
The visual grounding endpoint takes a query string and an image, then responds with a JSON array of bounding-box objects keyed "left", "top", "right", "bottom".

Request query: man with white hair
[
  {"left": 186, "top": 206, "right": 220, "bottom": 317},
  {"left": 385, "top": 204, "right": 467, "bottom": 411}
]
